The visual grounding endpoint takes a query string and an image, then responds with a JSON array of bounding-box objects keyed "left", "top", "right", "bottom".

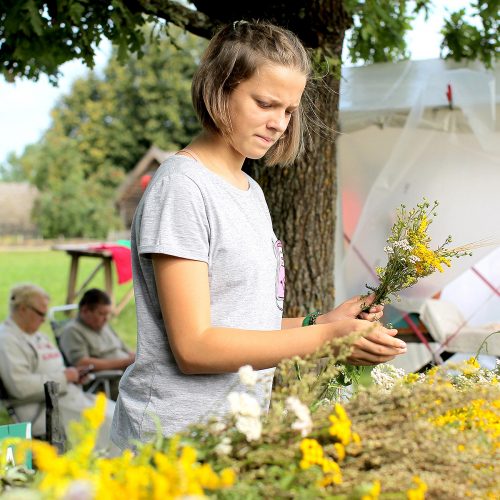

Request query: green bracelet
[{"left": 302, "top": 310, "right": 321, "bottom": 326}]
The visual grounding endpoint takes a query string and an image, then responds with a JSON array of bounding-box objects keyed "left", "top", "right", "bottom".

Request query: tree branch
[{"left": 124, "top": 0, "right": 219, "bottom": 39}]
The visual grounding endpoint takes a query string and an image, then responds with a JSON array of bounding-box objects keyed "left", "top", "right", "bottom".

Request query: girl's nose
[{"left": 267, "top": 110, "right": 288, "bottom": 133}]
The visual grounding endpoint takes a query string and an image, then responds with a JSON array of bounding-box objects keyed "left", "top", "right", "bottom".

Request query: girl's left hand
[{"left": 317, "top": 294, "right": 383, "bottom": 324}]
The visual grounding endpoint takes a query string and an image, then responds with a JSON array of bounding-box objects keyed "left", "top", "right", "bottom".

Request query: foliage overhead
[
  {"left": 440, "top": 1, "right": 499, "bottom": 69},
  {"left": 2, "top": 0, "right": 497, "bottom": 84},
  {"left": 6, "top": 27, "right": 204, "bottom": 238}
]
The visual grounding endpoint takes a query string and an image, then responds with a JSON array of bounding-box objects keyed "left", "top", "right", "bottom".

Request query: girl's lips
[{"left": 255, "top": 135, "right": 274, "bottom": 144}]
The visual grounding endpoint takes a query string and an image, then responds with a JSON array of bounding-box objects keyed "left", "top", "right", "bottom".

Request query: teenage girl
[{"left": 110, "top": 21, "right": 407, "bottom": 449}]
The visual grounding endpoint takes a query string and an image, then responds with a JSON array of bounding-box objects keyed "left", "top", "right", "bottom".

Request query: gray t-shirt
[{"left": 111, "top": 155, "right": 285, "bottom": 449}]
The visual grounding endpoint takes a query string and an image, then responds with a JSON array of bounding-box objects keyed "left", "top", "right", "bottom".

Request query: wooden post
[
  {"left": 44, "top": 381, "right": 66, "bottom": 454},
  {"left": 103, "top": 257, "right": 114, "bottom": 306},
  {"left": 66, "top": 255, "right": 79, "bottom": 305}
]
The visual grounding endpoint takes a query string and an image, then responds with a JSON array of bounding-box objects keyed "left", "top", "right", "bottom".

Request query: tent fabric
[
  {"left": 335, "top": 58, "right": 500, "bottom": 371},
  {"left": 419, "top": 299, "right": 500, "bottom": 356}
]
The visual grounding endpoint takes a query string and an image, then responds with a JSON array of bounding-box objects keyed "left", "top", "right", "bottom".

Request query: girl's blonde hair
[
  {"left": 192, "top": 20, "right": 311, "bottom": 166},
  {"left": 9, "top": 283, "right": 50, "bottom": 314}
]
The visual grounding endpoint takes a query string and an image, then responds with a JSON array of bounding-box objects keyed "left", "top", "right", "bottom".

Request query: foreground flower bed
[{"left": 1, "top": 337, "right": 499, "bottom": 499}]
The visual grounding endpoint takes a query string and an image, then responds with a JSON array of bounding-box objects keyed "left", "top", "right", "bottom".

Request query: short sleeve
[
  {"left": 59, "top": 327, "right": 89, "bottom": 365},
  {"left": 138, "top": 173, "right": 210, "bottom": 262}
]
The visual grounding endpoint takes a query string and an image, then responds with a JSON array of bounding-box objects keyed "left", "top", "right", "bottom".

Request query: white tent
[{"left": 335, "top": 58, "right": 500, "bottom": 370}]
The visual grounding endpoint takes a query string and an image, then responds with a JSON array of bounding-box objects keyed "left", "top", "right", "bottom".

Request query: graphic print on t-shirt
[{"left": 273, "top": 239, "right": 285, "bottom": 311}]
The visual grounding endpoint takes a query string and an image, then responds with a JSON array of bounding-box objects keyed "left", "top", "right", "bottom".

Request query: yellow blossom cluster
[
  {"left": 402, "top": 372, "right": 421, "bottom": 384},
  {"left": 366, "top": 199, "right": 470, "bottom": 308},
  {"left": 412, "top": 243, "right": 451, "bottom": 276},
  {"left": 17, "top": 393, "right": 235, "bottom": 499},
  {"left": 328, "top": 403, "right": 361, "bottom": 448},
  {"left": 430, "top": 398, "right": 500, "bottom": 441},
  {"left": 361, "top": 480, "right": 381, "bottom": 500},
  {"left": 407, "top": 214, "right": 451, "bottom": 275},
  {"left": 298, "top": 404, "right": 364, "bottom": 489},
  {"left": 406, "top": 475, "right": 428, "bottom": 500},
  {"left": 299, "top": 439, "right": 342, "bottom": 487},
  {"left": 461, "top": 356, "right": 481, "bottom": 375}
]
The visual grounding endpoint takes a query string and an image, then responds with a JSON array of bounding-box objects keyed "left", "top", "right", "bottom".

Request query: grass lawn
[{"left": 0, "top": 250, "right": 137, "bottom": 349}]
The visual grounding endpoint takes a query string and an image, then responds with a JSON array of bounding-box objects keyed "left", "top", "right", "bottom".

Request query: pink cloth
[{"left": 89, "top": 244, "right": 132, "bottom": 284}]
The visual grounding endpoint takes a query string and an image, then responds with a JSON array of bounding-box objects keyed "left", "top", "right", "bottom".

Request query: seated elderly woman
[{"left": 0, "top": 283, "right": 115, "bottom": 448}]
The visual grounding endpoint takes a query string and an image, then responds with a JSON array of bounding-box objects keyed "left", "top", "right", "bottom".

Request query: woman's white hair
[{"left": 9, "top": 283, "right": 50, "bottom": 314}]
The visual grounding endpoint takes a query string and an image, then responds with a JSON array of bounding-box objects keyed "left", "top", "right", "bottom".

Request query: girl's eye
[{"left": 257, "top": 100, "right": 271, "bottom": 109}]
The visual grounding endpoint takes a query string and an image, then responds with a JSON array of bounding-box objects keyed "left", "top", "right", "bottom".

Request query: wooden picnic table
[{"left": 52, "top": 243, "right": 134, "bottom": 316}]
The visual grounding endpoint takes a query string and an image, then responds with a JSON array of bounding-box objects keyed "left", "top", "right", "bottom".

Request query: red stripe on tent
[
  {"left": 471, "top": 267, "right": 500, "bottom": 296},
  {"left": 343, "top": 233, "right": 378, "bottom": 280},
  {"left": 436, "top": 270, "right": 499, "bottom": 354},
  {"left": 402, "top": 312, "right": 436, "bottom": 357}
]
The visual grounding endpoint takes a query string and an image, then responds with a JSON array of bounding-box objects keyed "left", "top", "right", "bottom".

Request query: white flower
[
  {"left": 238, "top": 365, "right": 258, "bottom": 387},
  {"left": 228, "top": 391, "right": 262, "bottom": 441},
  {"left": 63, "top": 480, "right": 94, "bottom": 500},
  {"left": 228, "top": 392, "right": 261, "bottom": 418},
  {"left": 209, "top": 420, "right": 226, "bottom": 433},
  {"left": 371, "top": 364, "right": 406, "bottom": 391},
  {"left": 235, "top": 415, "right": 262, "bottom": 441},
  {"left": 384, "top": 245, "right": 394, "bottom": 254},
  {"left": 214, "top": 437, "right": 232, "bottom": 456},
  {"left": 393, "top": 239, "right": 412, "bottom": 252},
  {"left": 286, "top": 396, "right": 313, "bottom": 437},
  {"left": 408, "top": 255, "right": 420, "bottom": 263}
]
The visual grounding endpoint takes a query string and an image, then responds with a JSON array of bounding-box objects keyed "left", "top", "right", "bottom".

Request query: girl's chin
[{"left": 246, "top": 152, "right": 267, "bottom": 160}]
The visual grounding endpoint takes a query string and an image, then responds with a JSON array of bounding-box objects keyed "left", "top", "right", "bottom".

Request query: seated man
[
  {"left": 59, "top": 288, "right": 135, "bottom": 400},
  {"left": 0, "top": 283, "right": 115, "bottom": 448}
]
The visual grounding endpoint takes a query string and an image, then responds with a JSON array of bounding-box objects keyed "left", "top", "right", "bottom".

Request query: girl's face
[{"left": 226, "top": 64, "right": 306, "bottom": 160}]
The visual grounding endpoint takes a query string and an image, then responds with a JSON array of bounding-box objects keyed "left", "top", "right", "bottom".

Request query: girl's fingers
[
  {"left": 355, "top": 337, "right": 406, "bottom": 358},
  {"left": 348, "top": 354, "right": 396, "bottom": 366},
  {"left": 358, "top": 310, "right": 383, "bottom": 322},
  {"left": 365, "top": 328, "right": 406, "bottom": 349}
]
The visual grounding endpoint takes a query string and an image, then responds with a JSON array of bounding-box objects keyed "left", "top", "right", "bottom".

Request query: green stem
[{"left": 474, "top": 330, "right": 500, "bottom": 359}]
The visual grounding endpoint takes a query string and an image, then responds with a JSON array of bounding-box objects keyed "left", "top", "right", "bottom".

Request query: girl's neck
[{"left": 182, "top": 132, "right": 248, "bottom": 189}]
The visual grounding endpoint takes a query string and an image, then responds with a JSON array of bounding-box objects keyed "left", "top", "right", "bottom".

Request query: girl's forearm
[
  {"left": 281, "top": 317, "right": 305, "bottom": 329},
  {"left": 172, "top": 324, "right": 331, "bottom": 374}
]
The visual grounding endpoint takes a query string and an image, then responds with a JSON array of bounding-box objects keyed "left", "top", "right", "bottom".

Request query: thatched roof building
[
  {"left": 0, "top": 182, "right": 39, "bottom": 236},
  {"left": 116, "top": 146, "right": 174, "bottom": 228}
]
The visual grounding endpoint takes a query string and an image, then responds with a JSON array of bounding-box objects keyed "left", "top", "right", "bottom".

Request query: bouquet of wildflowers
[{"left": 365, "top": 199, "right": 473, "bottom": 308}]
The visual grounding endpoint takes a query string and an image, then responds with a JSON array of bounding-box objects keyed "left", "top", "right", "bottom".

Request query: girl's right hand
[{"left": 330, "top": 319, "right": 407, "bottom": 366}]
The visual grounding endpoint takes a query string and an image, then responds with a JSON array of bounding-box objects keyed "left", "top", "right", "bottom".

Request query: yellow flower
[
  {"left": 219, "top": 468, "right": 236, "bottom": 488},
  {"left": 81, "top": 392, "right": 107, "bottom": 430},
  {"left": 329, "top": 415, "right": 352, "bottom": 446},
  {"left": 430, "top": 399, "right": 500, "bottom": 440},
  {"left": 362, "top": 479, "right": 382, "bottom": 500},
  {"left": 299, "top": 438, "right": 324, "bottom": 468},
  {"left": 413, "top": 243, "right": 449, "bottom": 275},
  {"left": 334, "top": 443, "right": 345, "bottom": 462},
  {"left": 318, "top": 458, "right": 342, "bottom": 486},
  {"left": 197, "top": 463, "right": 221, "bottom": 490},
  {"left": 407, "top": 475, "right": 428, "bottom": 500}
]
